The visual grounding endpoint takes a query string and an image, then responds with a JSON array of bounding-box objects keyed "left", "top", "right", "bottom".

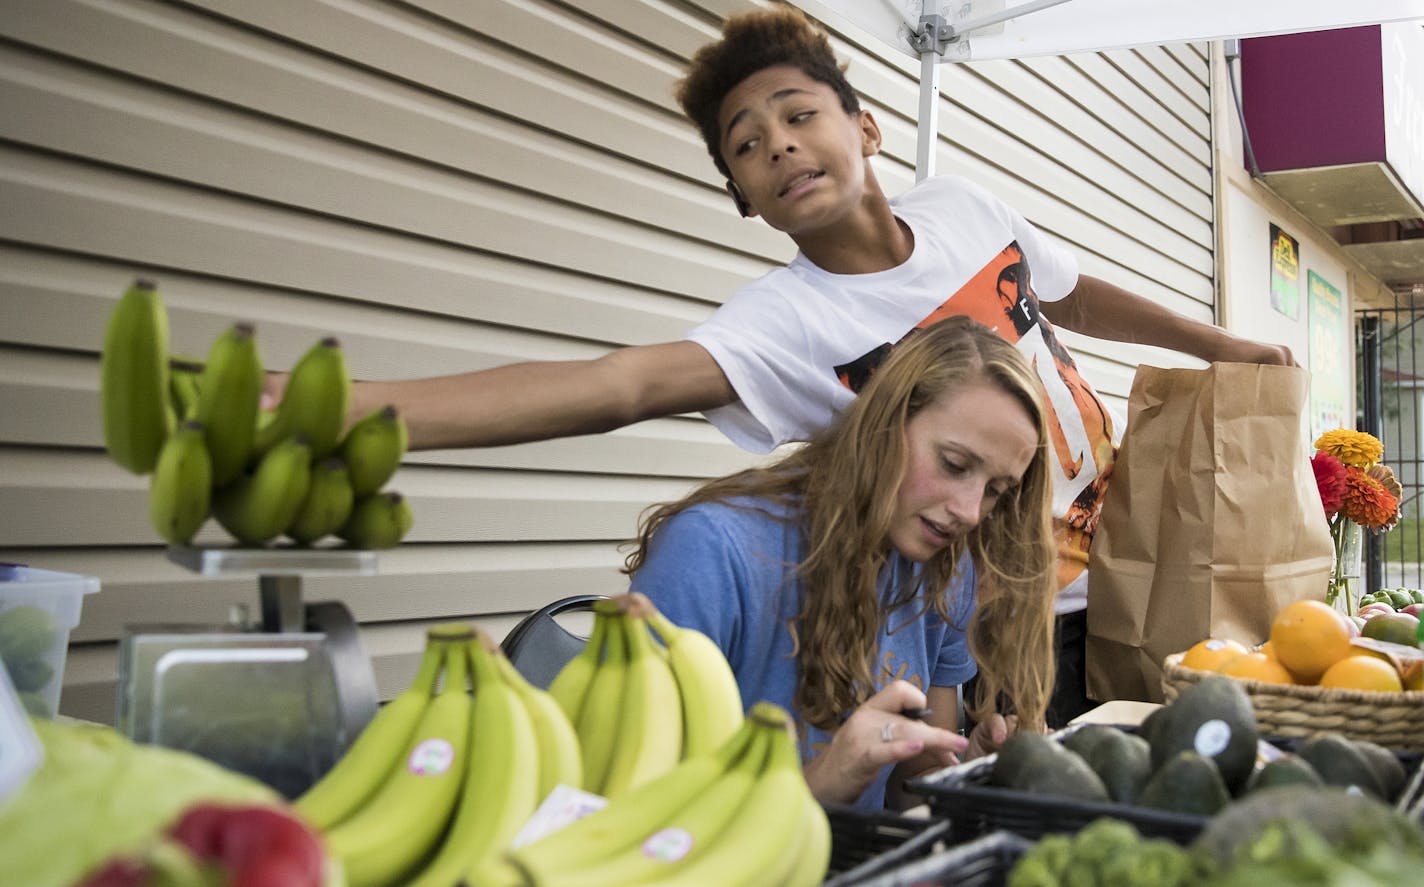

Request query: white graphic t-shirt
[{"left": 686, "top": 175, "right": 1119, "bottom": 601}]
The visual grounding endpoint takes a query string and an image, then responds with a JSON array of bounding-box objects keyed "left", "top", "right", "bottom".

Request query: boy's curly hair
[{"left": 675, "top": 6, "right": 860, "bottom": 179}]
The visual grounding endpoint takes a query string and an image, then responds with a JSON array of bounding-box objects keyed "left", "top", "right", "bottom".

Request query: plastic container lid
[{"left": 0, "top": 565, "right": 102, "bottom": 594}]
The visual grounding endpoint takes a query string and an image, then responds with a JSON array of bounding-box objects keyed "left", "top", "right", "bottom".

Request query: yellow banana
[
  {"left": 495, "top": 651, "right": 583, "bottom": 799},
  {"left": 338, "top": 491, "right": 414, "bottom": 550},
  {"left": 518, "top": 717, "right": 770, "bottom": 887},
  {"left": 195, "top": 322, "right": 264, "bottom": 485},
  {"left": 287, "top": 457, "right": 356, "bottom": 546},
  {"left": 212, "top": 435, "right": 313, "bottom": 546},
  {"left": 546, "top": 606, "right": 610, "bottom": 725},
  {"left": 470, "top": 858, "right": 529, "bottom": 887},
  {"left": 325, "top": 637, "right": 473, "bottom": 887},
  {"left": 646, "top": 709, "right": 825, "bottom": 887},
  {"left": 505, "top": 715, "right": 758, "bottom": 883},
  {"left": 295, "top": 635, "right": 446, "bottom": 831},
  {"left": 255, "top": 337, "right": 349, "bottom": 459},
  {"left": 644, "top": 603, "right": 744, "bottom": 759},
  {"left": 407, "top": 633, "right": 540, "bottom": 887},
  {"left": 146, "top": 419, "right": 212, "bottom": 546},
  {"left": 781, "top": 794, "right": 833, "bottom": 887},
  {"left": 598, "top": 613, "right": 683, "bottom": 799},
  {"left": 574, "top": 603, "right": 629, "bottom": 794},
  {"left": 339, "top": 405, "right": 408, "bottom": 497},
  {"left": 168, "top": 362, "right": 203, "bottom": 422},
  {"left": 100, "top": 278, "right": 172, "bottom": 474},
  {"left": 638, "top": 702, "right": 821, "bottom": 887}
]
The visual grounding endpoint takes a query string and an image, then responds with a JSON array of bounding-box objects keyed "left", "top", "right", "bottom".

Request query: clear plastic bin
[{"left": 0, "top": 565, "right": 100, "bottom": 718}]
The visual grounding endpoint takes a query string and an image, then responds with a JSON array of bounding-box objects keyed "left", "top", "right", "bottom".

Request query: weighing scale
[{"left": 117, "top": 546, "right": 380, "bottom": 799}]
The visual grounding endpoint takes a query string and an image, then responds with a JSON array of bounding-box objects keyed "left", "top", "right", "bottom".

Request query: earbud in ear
[{"left": 725, "top": 180, "right": 751, "bottom": 218}]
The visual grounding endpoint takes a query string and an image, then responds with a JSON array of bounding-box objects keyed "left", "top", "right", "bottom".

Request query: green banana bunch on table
[{"left": 96, "top": 278, "right": 415, "bottom": 550}]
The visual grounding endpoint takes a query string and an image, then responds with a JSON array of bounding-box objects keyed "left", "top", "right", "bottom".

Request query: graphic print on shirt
[{"left": 831, "top": 243, "right": 1115, "bottom": 573}]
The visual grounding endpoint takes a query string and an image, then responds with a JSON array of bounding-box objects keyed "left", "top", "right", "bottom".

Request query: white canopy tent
[{"left": 805, "top": 0, "right": 1424, "bottom": 180}]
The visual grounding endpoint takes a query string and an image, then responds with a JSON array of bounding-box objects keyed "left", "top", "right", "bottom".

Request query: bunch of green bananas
[
  {"left": 546, "top": 593, "right": 746, "bottom": 801},
  {"left": 294, "top": 626, "right": 583, "bottom": 887},
  {"left": 490, "top": 700, "right": 831, "bottom": 887},
  {"left": 99, "top": 279, "right": 413, "bottom": 549}
]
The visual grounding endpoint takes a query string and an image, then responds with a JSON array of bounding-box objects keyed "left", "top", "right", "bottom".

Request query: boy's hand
[
  {"left": 259, "top": 372, "right": 289, "bottom": 411},
  {"left": 1214, "top": 337, "right": 1297, "bottom": 368}
]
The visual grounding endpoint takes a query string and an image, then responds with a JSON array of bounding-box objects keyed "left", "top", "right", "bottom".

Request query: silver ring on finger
[{"left": 881, "top": 721, "right": 895, "bottom": 743}]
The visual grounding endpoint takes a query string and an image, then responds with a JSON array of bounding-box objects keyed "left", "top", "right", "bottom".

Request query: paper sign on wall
[
  {"left": 1307, "top": 270, "right": 1349, "bottom": 440},
  {"left": 1270, "top": 224, "right": 1301, "bottom": 321}
]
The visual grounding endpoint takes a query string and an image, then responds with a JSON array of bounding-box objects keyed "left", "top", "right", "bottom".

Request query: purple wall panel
[{"left": 1241, "top": 26, "right": 1386, "bottom": 171}]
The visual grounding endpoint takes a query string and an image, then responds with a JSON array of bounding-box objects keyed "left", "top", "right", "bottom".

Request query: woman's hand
[
  {"left": 801, "top": 681, "right": 968, "bottom": 806},
  {"left": 964, "top": 712, "right": 1018, "bottom": 760}
]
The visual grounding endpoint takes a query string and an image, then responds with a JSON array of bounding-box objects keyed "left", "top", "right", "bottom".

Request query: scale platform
[{"left": 117, "top": 546, "right": 381, "bottom": 798}]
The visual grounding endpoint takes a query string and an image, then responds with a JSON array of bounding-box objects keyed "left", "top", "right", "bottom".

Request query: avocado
[
  {"left": 1350, "top": 739, "right": 1407, "bottom": 801},
  {"left": 1296, "top": 733, "right": 1385, "bottom": 800},
  {"left": 4, "top": 657, "right": 53, "bottom": 693},
  {"left": 1138, "top": 705, "right": 1167, "bottom": 748},
  {"left": 0, "top": 605, "right": 57, "bottom": 664},
  {"left": 1148, "top": 675, "right": 1257, "bottom": 796},
  {"left": 1137, "top": 750, "right": 1231, "bottom": 815},
  {"left": 1062, "top": 723, "right": 1121, "bottom": 760},
  {"left": 993, "top": 732, "right": 1111, "bottom": 803},
  {"left": 1245, "top": 755, "right": 1323, "bottom": 793},
  {"left": 990, "top": 731, "right": 1055, "bottom": 788},
  {"left": 1082, "top": 730, "right": 1153, "bottom": 805}
]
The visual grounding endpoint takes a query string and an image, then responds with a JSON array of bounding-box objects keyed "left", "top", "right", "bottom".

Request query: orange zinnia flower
[{"left": 1341, "top": 467, "right": 1398, "bottom": 530}]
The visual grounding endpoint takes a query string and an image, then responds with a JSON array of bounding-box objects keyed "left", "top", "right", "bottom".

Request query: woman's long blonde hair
[{"left": 623, "top": 316, "right": 1057, "bottom": 730}]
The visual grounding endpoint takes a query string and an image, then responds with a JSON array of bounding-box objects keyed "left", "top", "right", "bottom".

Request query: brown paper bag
[{"left": 1085, "top": 363, "right": 1334, "bottom": 703}]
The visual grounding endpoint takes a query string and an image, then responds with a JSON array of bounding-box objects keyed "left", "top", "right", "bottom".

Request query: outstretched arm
[
  {"left": 1040, "top": 274, "right": 1297, "bottom": 367},
  {"left": 266, "top": 340, "right": 737, "bottom": 451}
]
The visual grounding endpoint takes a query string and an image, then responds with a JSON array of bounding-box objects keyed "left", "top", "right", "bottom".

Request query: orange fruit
[
  {"left": 1270, "top": 599, "right": 1354, "bottom": 683},
  {"left": 1404, "top": 661, "right": 1423, "bottom": 692},
  {"left": 1257, "top": 640, "right": 1275, "bottom": 657},
  {"left": 1181, "top": 638, "right": 1250, "bottom": 672},
  {"left": 1219, "top": 651, "right": 1294, "bottom": 685},
  {"left": 1318, "top": 655, "right": 1404, "bottom": 692}
]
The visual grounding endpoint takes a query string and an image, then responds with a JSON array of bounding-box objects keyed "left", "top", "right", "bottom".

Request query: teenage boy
[{"left": 289, "top": 7, "right": 1292, "bottom": 724}]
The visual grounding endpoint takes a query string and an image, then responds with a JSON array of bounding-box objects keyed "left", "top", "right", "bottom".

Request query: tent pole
[{"left": 916, "top": 49, "right": 940, "bottom": 182}]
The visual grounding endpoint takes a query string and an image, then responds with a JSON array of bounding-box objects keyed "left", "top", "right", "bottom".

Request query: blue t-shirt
[{"left": 630, "top": 497, "right": 978, "bottom": 809}]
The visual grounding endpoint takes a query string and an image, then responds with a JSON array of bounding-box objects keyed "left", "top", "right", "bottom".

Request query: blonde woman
[{"left": 625, "top": 316, "right": 1057, "bottom": 809}]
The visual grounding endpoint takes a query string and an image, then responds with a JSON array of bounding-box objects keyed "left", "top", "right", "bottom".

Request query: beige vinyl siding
[{"left": 0, "top": 0, "right": 1214, "bottom": 723}]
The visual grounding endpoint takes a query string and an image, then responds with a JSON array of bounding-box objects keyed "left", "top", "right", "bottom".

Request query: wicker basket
[{"left": 1162, "top": 652, "right": 1424, "bottom": 752}]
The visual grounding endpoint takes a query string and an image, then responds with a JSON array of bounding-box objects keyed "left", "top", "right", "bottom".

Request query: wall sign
[
  {"left": 1270, "top": 223, "right": 1301, "bottom": 320},
  {"left": 1307, "top": 269, "right": 1348, "bottom": 440}
]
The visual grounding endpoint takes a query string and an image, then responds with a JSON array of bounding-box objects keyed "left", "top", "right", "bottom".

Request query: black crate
[
  {"left": 1401, "top": 764, "right": 1424, "bottom": 821},
  {"left": 822, "top": 804, "right": 952, "bottom": 886},
  {"left": 905, "top": 724, "right": 1207, "bottom": 846},
  {"left": 908, "top": 755, "right": 1207, "bottom": 846},
  {"left": 849, "top": 831, "right": 1032, "bottom": 887}
]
